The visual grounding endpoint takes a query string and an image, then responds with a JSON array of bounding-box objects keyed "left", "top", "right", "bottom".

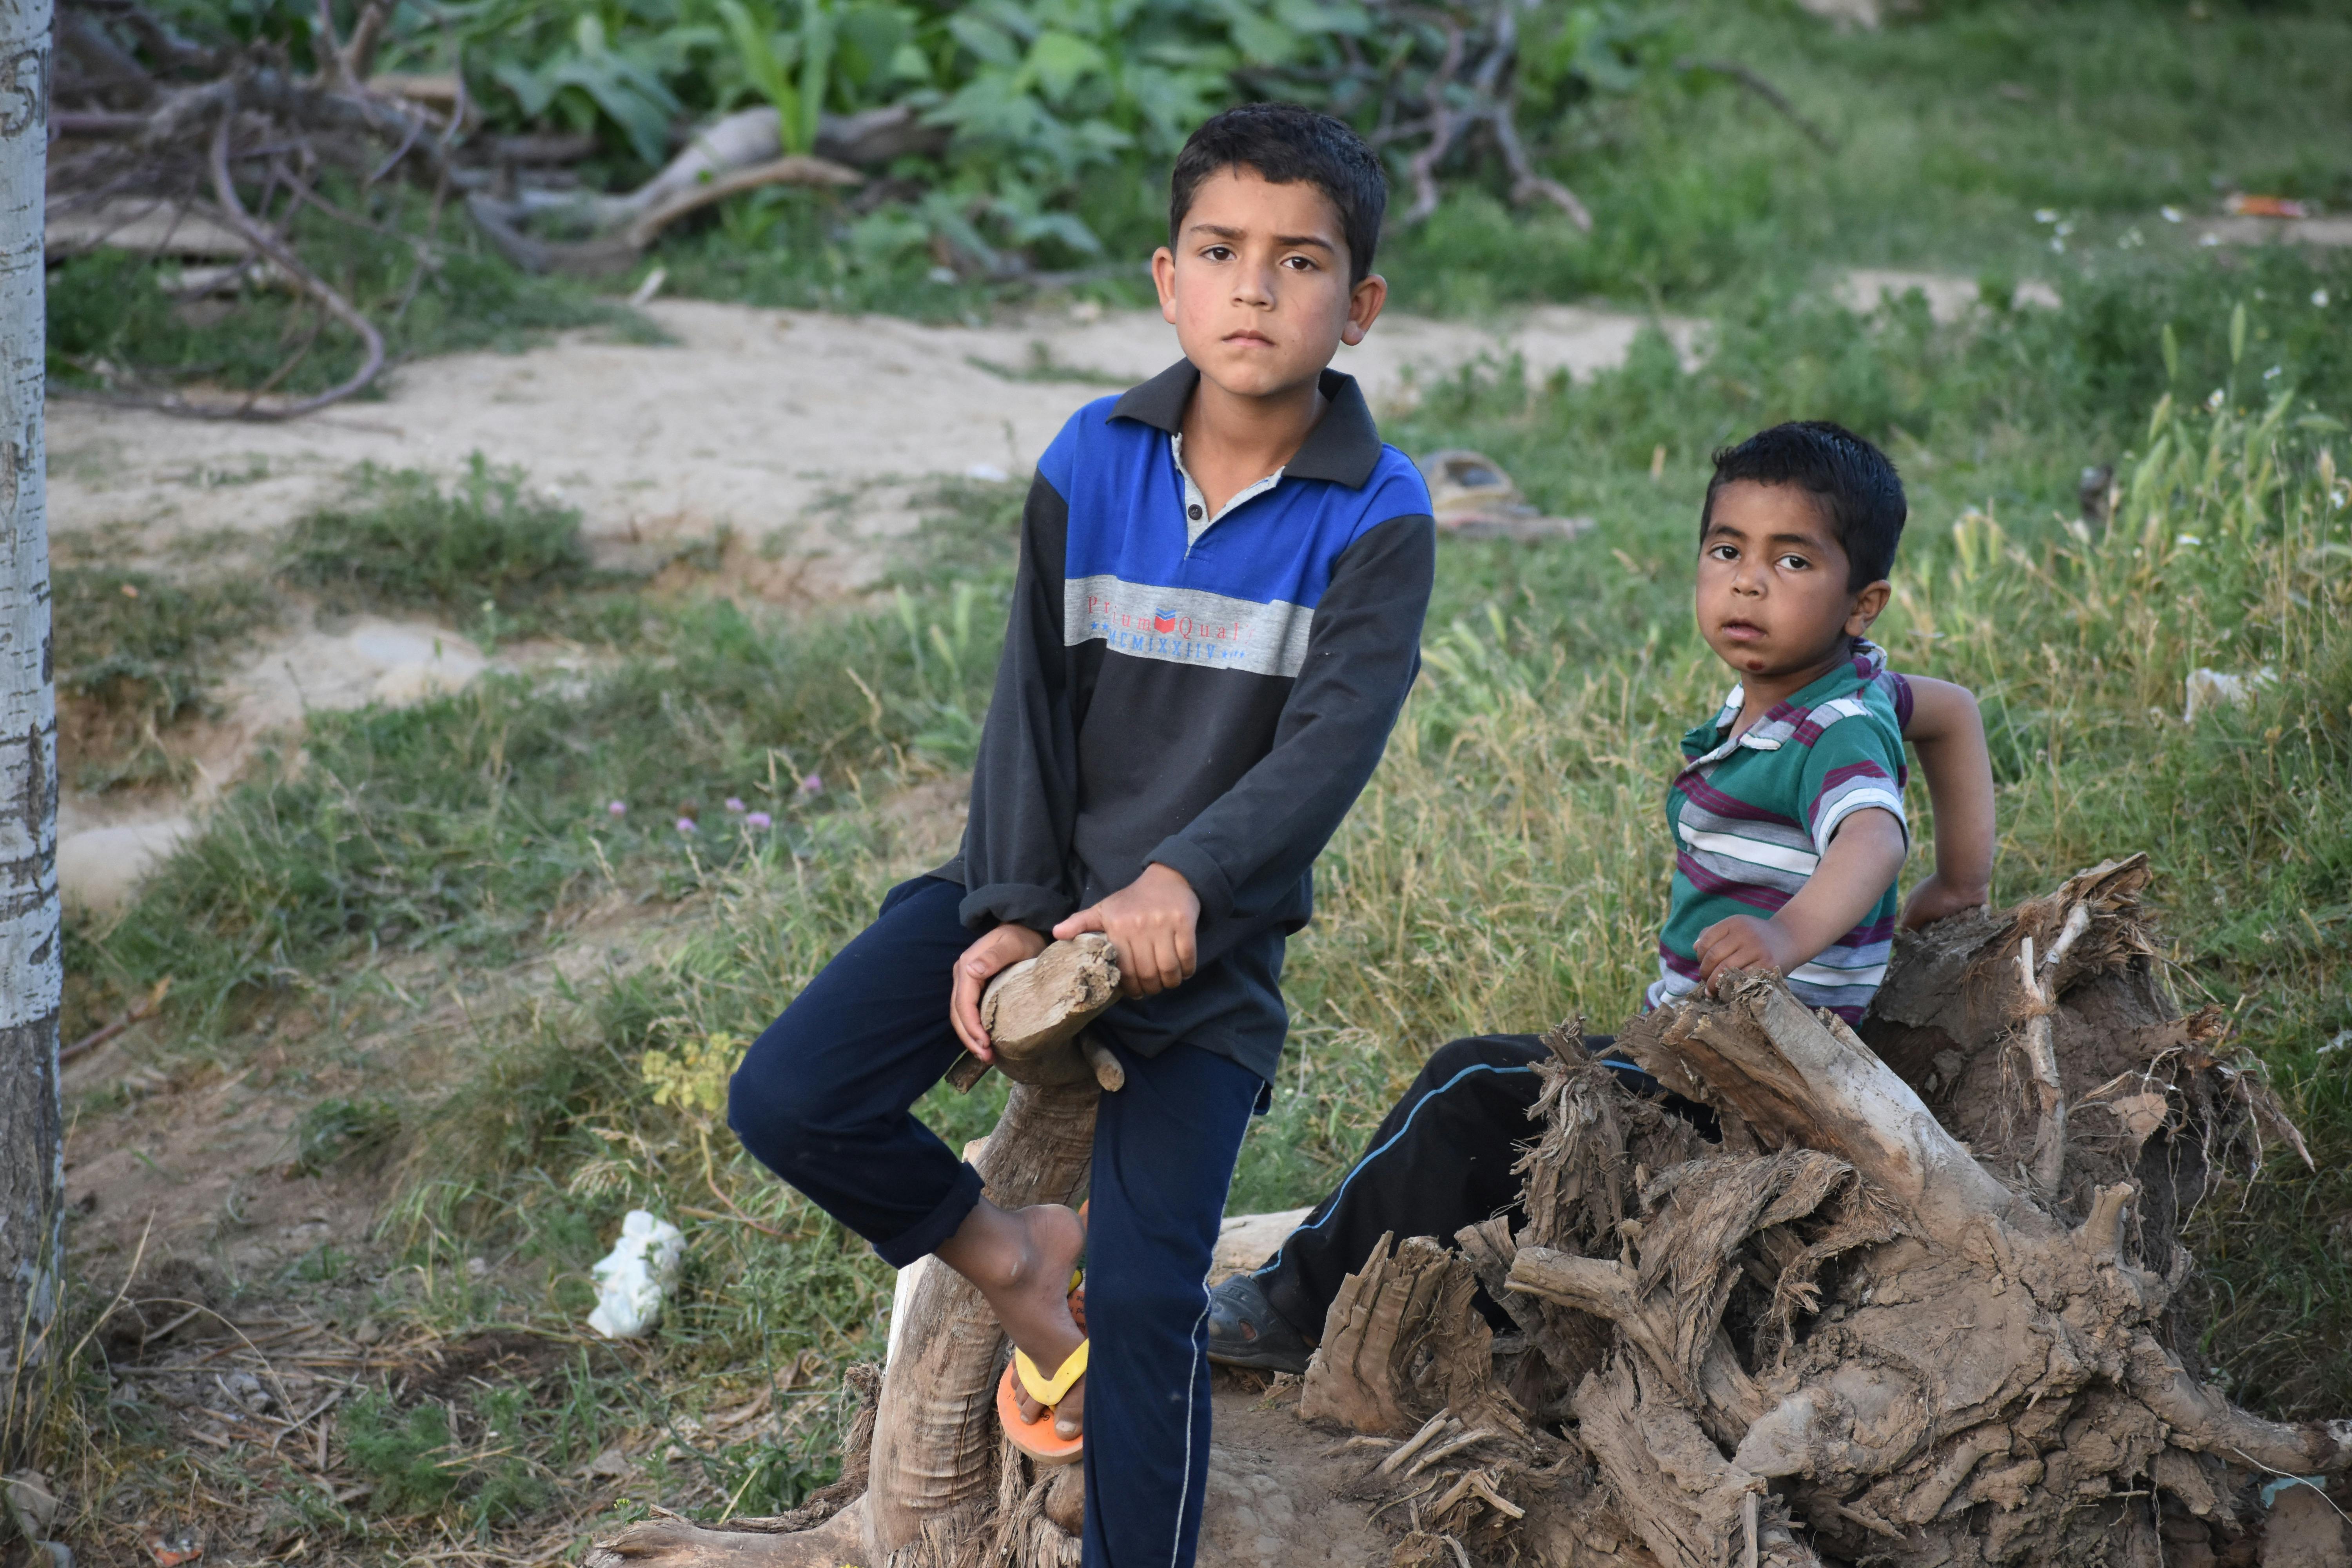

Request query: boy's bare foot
[{"left": 938, "top": 1199, "right": 1087, "bottom": 1439}]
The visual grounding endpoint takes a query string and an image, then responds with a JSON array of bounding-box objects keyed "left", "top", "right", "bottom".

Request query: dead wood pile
[{"left": 590, "top": 857, "right": 2349, "bottom": 1568}]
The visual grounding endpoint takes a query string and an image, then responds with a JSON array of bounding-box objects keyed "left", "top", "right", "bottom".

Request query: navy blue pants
[{"left": 729, "top": 876, "right": 1264, "bottom": 1568}]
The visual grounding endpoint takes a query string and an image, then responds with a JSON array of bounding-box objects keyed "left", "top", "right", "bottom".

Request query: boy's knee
[
  {"left": 726, "top": 1027, "right": 830, "bottom": 1170},
  {"left": 1420, "top": 1035, "right": 1497, "bottom": 1084},
  {"left": 1420, "top": 1033, "right": 1538, "bottom": 1086}
]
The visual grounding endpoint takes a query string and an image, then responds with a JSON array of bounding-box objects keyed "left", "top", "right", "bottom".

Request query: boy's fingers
[
  {"left": 949, "top": 965, "right": 992, "bottom": 1058},
  {"left": 1053, "top": 906, "right": 1107, "bottom": 942},
  {"left": 1137, "top": 931, "right": 1178, "bottom": 995}
]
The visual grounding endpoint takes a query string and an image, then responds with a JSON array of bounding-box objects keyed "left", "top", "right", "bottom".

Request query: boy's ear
[
  {"left": 1151, "top": 246, "right": 1178, "bottom": 325},
  {"left": 1846, "top": 579, "right": 1893, "bottom": 637},
  {"left": 1341, "top": 272, "right": 1387, "bottom": 347}
]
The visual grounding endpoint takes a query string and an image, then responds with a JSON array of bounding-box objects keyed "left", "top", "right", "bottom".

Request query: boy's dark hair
[
  {"left": 1703, "top": 421, "right": 1907, "bottom": 588},
  {"left": 1168, "top": 103, "right": 1387, "bottom": 285}
]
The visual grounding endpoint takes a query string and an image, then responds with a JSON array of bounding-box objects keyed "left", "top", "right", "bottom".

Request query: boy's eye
[
  {"left": 1777, "top": 553, "right": 1811, "bottom": 571},
  {"left": 1707, "top": 544, "right": 1739, "bottom": 561},
  {"left": 1202, "top": 245, "right": 1234, "bottom": 262},
  {"left": 1281, "top": 254, "right": 1317, "bottom": 271}
]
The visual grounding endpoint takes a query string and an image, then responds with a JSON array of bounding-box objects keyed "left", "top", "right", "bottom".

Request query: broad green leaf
[{"left": 1025, "top": 30, "right": 1107, "bottom": 102}]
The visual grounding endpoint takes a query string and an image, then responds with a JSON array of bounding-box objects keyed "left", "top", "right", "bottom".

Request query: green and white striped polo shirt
[{"left": 1645, "top": 641, "right": 1911, "bottom": 1022}]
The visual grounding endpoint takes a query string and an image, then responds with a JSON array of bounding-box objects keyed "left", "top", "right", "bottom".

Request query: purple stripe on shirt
[
  {"left": 1675, "top": 769, "right": 1808, "bottom": 829},
  {"left": 1837, "top": 913, "right": 1897, "bottom": 947},
  {"left": 1811, "top": 760, "right": 1896, "bottom": 813},
  {"left": 1677, "top": 852, "right": 1793, "bottom": 913},
  {"left": 1656, "top": 940, "right": 1702, "bottom": 980}
]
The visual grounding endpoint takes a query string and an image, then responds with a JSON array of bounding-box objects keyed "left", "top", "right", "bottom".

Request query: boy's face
[
  {"left": 1152, "top": 167, "right": 1386, "bottom": 401},
  {"left": 1695, "top": 480, "right": 1891, "bottom": 682}
]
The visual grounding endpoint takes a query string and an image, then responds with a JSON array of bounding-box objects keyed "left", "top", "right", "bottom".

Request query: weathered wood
[
  {"left": 865, "top": 1079, "right": 1100, "bottom": 1553},
  {"left": 947, "top": 935, "right": 1122, "bottom": 1092}
]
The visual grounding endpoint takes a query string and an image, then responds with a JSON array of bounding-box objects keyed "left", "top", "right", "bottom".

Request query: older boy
[
  {"left": 1210, "top": 422, "right": 1999, "bottom": 1370},
  {"left": 728, "top": 105, "right": 1433, "bottom": 1564}
]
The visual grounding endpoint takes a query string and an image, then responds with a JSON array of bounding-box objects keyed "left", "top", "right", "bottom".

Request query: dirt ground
[{"left": 49, "top": 296, "right": 1702, "bottom": 593}]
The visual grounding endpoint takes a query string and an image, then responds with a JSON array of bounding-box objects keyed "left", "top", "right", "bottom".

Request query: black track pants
[{"left": 1250, "top": 1033, "right": 1711, "bottom": 1337}]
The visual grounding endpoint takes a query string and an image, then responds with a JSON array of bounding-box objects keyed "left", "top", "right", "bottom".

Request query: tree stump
[{"left": 594, "top": 866, "right": 2349, "bottom": 1567}]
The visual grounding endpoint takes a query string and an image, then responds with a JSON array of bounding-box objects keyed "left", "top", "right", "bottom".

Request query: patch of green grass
[
  {"left": 342, "top": 1392, "right": 461, "bottom": 1515},
  {"left": 53, "top": 566, "right": 279, "bottom": 791},
  {"left": 83, "top": 535, "right": 1002, "bottom": 1036},
  {"left": 294, "top": 1096, "right": 403, "bottom": 1176},
  {"left": 279, "top": 456, "right": 607, "bottom": 630}
]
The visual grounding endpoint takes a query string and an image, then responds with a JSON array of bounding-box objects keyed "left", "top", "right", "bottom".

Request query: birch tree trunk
[{"left": 0, "top": 0, "right": 61, "bottom": 1466}]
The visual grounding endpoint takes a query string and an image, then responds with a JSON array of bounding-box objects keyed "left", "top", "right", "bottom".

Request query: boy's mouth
[
  {"left": 1223, "top": 330, "right": 1276, "bottom": 348},
  {"left": 1718, "top": 618, "right": 1766, "bottom": 643}
]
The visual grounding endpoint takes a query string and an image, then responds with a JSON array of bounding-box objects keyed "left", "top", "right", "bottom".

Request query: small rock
[{"left": 4, "top": 1469, "right": 60, "bottom": 1536}]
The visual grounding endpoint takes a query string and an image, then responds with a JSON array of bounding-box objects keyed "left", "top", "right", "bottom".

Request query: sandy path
[{"left": 50, "top": 298, "right": 1695, "bottom": 593}]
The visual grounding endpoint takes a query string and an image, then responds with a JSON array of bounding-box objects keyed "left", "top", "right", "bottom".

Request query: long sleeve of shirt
[{"left": 951, "top": 475, "right": 1082, "bottom": 934}]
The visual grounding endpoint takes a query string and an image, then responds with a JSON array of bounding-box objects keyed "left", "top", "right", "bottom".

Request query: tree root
[{"left": 590, "top": 867, "right": 2345, "bottom": 1567}]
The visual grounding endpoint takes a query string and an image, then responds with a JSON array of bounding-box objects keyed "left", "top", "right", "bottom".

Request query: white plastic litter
[
  {"left": 2182, "top": 666, "right": 2276, "bottom": 724},
  {"left": 586, "top": 1210, "right": 684, "bottom": 1339}
]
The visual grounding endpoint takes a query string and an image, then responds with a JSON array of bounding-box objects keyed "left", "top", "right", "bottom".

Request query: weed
[
  {"left": 294, "top": 1098, "right": 403, "bottom": 1177},
  {"left": 279, "top": 457, "right": 601, "bottom": 622},
  {"left": 341, "top": 1392, "right": 460, "bottom": 1515},
  {"left": 53, "top": 567, "right": 278, "bottom": 792},
  {"left": 46, "top": 197, "right": 648, "bottom": 399}
]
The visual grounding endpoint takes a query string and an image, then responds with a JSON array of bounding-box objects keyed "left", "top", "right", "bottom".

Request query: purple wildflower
[
  {"left": 798, "top": 773, "right": 823, "bottom": 797},
  {"left": 745, "top": 811, "right": 773, "bottom": 829},
  {"left": 724, "top": 797, "right": 746, "bottom": 813},
  {"left": 675, "top": 816, "right": 698, "bottom": 835},
  {"left": 607, "top": 799, "right": 628, "bottom": 817}
]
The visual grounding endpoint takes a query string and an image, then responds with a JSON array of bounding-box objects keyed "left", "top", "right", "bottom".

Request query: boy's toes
[{"left": 1053, "top": 1379, "right": 1085, "bottom": 1439}]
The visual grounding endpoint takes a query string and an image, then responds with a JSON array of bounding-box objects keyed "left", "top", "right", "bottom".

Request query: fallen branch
[{"left": 1675, "top": 58, "right": 1839, "bottom": 152}]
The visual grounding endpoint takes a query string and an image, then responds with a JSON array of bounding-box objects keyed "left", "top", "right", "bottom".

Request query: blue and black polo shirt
[{"left": 934, "top": 359, "right": 1436, "bottom": 1080}]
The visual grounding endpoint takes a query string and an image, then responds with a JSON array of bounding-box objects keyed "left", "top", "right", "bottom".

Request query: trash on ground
[
  {"left": 2182, "top": 666, "right": 2276, "bottom": 724},
  {"left": 143, "top": 1530, "right": 203, "bottom": 1568},
  {"left": 1418, "top": 450, "right": 1595, "bottom": 542},
  {"left": 2226, "top": 194, "right": 2310, "bottom": 220},
  {"left": 587, "top": 1209, "right": 686, "bottom": 1339}
]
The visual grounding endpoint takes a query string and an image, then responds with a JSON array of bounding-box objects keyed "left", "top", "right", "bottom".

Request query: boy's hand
[
  {"left": 950, "top": 923, "right": 1051, "bottom": 1061},
  {"left": 1054, "top": 863, "right": 1200, "bottom": 998},
  {"left": 1693, "top": 913, "right": 1806, "bottom": 988},
  {"left": 1900, "top": 871, "right": 1990, "bottom": 931}
]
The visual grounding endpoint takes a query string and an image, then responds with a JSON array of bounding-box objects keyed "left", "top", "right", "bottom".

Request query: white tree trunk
[{"left": 0, "top": 0, "right": 60, "bottom": 1465}]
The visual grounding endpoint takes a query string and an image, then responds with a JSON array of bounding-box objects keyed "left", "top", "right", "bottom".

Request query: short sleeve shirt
[{"left": 1646, "top": 641, "right": 1911, "bottom": 1022}]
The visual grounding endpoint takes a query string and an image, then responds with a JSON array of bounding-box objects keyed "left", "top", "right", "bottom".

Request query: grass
[
  {"left": 53, "top": 566, "right": 278, "bottom": 791},
  {"left": 42, "top": 2, "right": 2352, "bottom": 1556}
]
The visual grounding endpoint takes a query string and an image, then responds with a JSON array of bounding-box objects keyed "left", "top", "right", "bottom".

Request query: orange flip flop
[
  {"left": 998, "top": 1338, "right": 1088, "bottom": 1465},
  {"left": 998, "top": 1203, "right": 1088, "bottom": 1465}
]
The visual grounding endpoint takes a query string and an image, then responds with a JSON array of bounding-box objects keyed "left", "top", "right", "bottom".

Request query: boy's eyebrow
[{"left": 1185, "top": 222, "right": 1337, "bottom": 252}]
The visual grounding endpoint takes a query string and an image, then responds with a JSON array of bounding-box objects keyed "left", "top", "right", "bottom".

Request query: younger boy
[
  {"left": 727, "top": 105, "right": 1435, "bottom": 1564},
  {"left": 1209, "top": 421, "right": 1999, "bottom": 1368}
]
